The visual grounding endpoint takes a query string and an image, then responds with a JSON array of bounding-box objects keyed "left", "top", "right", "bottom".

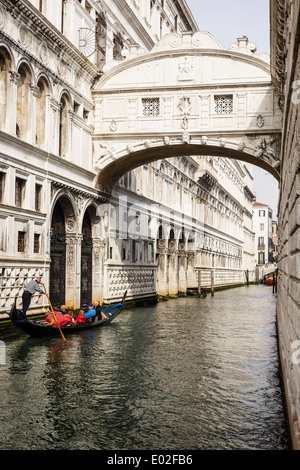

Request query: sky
[{"left": 185, "top": 0, "right": 280, "bottom": 218}]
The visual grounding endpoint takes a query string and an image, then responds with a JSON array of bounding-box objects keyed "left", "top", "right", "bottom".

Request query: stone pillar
[
  {"left": 30, "top": 83, "right": 39, "bottom": 145},
  {"left": 50, "top": 97, "right": 61, "bottom": 156},
  {"left": 178, "top": 251, "right": 187, "bottom": 295},
  {"left": 168, "top": 241, "right": 178, "bottom": 297},
  {"left": 92, "top": 238, "right": 106, "bottom": 304},
  {"left": 65, "top": 234, "right": 79, "bottom": 309},
  {"left": 187, "top": 251, "right": 196, "bottom": 288},
  {"left": 156, "top": 240, "right": 168, "bottom": 298},
  {"left": 8, "top": 71, "right": 19, "bottom": 135}
]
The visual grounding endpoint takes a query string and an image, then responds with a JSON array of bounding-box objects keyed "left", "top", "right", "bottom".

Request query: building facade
[
  {"left": 0, "top": 0, "right": 256, "bottom": 317},
  {"left": 252, "top": 201, "right": 274, "bottom": 265}
]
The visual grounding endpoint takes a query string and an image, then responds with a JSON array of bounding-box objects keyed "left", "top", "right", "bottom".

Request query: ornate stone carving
[
  {"left": 178, "top": 56, "right": 194, "bottom": 81},
  {"left": 182, "top": 133, "right": 190, "bottom": 144},
  {"left": 39, "top": 42, "right": 49, "bottom": 64},
  {"left": 256, "top": 114, "right": 264, "bottom": 128},
  {"left": 110, "top": 119, "right": 117, "bottom": 132},
  {"left": 108, "top": 268, "right": 155, "bottom": 297}
]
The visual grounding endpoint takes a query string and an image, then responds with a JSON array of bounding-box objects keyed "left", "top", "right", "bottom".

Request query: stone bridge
[{"left": 92, "top": 31, "right": 282, "bottom": 192}]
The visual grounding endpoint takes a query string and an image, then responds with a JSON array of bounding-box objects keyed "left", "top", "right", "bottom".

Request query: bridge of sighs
[{"left": 91, "top": 31, "right": 282, "bottom": 192}]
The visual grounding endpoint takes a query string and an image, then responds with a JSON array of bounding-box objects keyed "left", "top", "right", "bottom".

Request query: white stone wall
[{"left": 270, "top": 0, "right": 300, "bottom": 450}]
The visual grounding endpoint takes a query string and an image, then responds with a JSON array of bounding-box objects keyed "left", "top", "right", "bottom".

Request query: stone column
[
  {"left": 65, "top": 234, "right": 79, "bottom": 309},
  {"left": 8, "top": 71, "right": 19, "bottom": 135},
  {"left": 30, "top": 83, "right": 39, "bottom": 145},
  {"left": 156, "top": 240, "right": 168, "bottom": 298},
  {"left": 50, "top": 97, "right": 61, "bottom": 156},
  {"left": 168, "top": 241, "right": 178, "bottom": 297},
  {"left": 92, "top": 238, "right": 106, "bottom": 303},
  {"left": 178, "top": 251, "right": 187, "bottom": 295},
  {"left": 187, "top": 251, "right": 196, "bottom": 288}
]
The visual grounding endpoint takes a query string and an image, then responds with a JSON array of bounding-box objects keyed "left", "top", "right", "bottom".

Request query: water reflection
[{"left": 0, "top": 285, "right": 290, "bottom": 450}]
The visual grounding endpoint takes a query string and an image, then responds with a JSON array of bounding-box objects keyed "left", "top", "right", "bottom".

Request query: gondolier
[{"left": 22, "top": 277, "right": 44, "bottom": 315}]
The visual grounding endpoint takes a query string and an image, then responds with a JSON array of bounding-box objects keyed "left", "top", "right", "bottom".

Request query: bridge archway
[{"left": 92, "top": 31, "right": 282, "bottom": 191}]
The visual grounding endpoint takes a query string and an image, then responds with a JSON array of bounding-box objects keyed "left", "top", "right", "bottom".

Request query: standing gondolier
[{"left": 22, "top": 277, "right": 44, "bottom": 315}]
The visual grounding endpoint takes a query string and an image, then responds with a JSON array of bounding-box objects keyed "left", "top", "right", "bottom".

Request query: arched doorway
[
  {"left": 81, "top": 211, "right": 93, "bottom": 307},
  {"left": 50, "top": 200, "right": 66, "bottom": 306}
]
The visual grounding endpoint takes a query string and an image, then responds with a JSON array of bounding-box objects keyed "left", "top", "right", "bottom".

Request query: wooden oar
[{"left": 42, "top": 284, "right": 66, "bottom": 342}]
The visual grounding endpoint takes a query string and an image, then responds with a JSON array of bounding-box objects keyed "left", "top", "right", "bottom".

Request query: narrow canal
[{"left": 0, "top": 285, "right": 290, "bottom": 450}]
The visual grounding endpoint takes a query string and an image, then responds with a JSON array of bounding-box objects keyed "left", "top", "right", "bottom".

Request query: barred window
[
  {"left": 142, "top": 98, "right": 160, "bottom": 117},
  {"left": 34, "top": 234, "right": 40, "bottom": 254},
  {"left": 214, "top": 95, "right": 233, "bottom": 114},
  {"left": 18, "top": 231, "right": 25, "bottom": 252}
]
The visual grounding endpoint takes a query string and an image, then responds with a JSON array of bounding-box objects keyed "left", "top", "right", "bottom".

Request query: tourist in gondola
[
  {"left": 85, "top": 304, "right": 96, "bottom": 322},
  {"left": 74, "top": 309, "right": 87, "bottom": 324},
  {"left": 22, "top": 277, "right": 44, "bottom": 315},
  {"left": 45, "top": 310, "right": 70, "bottom": 327}
]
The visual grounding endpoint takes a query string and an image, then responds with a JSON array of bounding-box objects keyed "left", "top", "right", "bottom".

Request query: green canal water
[{"left": 0, "top": 285, "right": 290, "bottom": 450}]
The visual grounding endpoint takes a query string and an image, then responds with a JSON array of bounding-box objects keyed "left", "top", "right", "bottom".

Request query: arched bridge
[{"left": 92, "top": 31, "right": 282, "bottom": 190}]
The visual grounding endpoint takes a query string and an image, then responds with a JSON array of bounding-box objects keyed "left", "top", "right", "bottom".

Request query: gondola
[{"left": 9, "top": 291, "right": 127, "bottom": 338}]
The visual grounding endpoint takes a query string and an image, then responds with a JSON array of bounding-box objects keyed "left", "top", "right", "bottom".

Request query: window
[
  {"left": 15, "top": 177, "right": 26, "bottom": 208},
  {"left": 259, "top": 210, "right": 266, "bottom": 216},
  {"left": 142, "top": 98, "right": 160, "bottom": 117},
  {"left": 35, "top": 184, "right": 42, "bottom": 212},
  {"left": 214, "top": 95, "right": 233, "bottom": 114},
  {"left": 258, "top": 236, "right": 265, "bottom": 248},
  {"left": 18, "top": 231, "right": 25, "bottom": 252},
  {"left": 73, "top": 101, "right": 80, "bottom": 114},
  {"left": 83, "top": 109, "right": 89, "bottom": 120},
  {"left": 0, "top": 172, "right": 5, "bottom": 203},
  {"left": 34, "top": 234, "right": 40, "bottom": 254},
  {"left": 259, "top": 223, "right": 264, "bottom": 230}
]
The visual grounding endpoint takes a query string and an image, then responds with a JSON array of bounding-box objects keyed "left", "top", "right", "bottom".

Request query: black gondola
[{"left": 9, "top": 291, "right": 127, "bottom": 338}]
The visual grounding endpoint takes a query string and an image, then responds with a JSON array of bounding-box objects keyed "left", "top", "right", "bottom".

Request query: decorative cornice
[{"left": 3, "top": 0, "right": 99, "bottom": 78}]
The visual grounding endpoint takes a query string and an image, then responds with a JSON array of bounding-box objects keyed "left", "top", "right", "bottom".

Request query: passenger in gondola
[
  {"left": 60, "top": 305, "right": 67, "bottom": 314},
  {"left": 63, "top": 311, "right": 75, "bottom": 326},
  {"left": 94, "top": 300, "right": 101, "bottom": 315},
  {"left": 93, "top": 301, "right": 103, "bottom": 321},
  {"left": 45, "top": 310, "right": 70, "bottom": 327},
  {"left": 74, "top": 309, "right": 87, "bottom": 324},
  {"left": 85, "top": 304, "right": 96, "bottom": 322}
]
